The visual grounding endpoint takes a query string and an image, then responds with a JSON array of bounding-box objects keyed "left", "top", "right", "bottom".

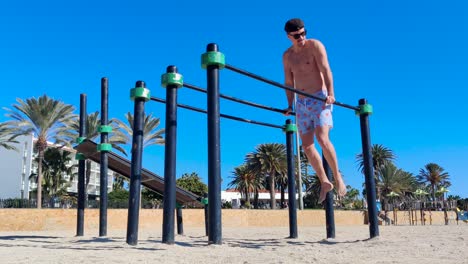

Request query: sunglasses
[{"left": 289, "top": 29, "right": 307, "bottom": 39}]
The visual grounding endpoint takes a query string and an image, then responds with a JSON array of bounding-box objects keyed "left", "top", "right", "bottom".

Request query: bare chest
[{"left": 288, "top": 49, "right": 319, "bottom": 74}]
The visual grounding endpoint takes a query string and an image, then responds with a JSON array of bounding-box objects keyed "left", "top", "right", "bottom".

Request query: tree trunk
[
  {"left": 245, "top": 187, "right": 250, "bottom": 208},
  {"left": 37, "top": 150, "right": 43, "bottom": 209},
  {"left": 431, "top": 184, "right": 435, "bottom": 201},
  {"left": 269, "top": 172, "right": 276, "bottom": 210},
  {"left": 253, "top": 190, "right": 259, "bottom": 209},
  {"left": 280, "top": 183, "right": 285, "bottom": 208}
]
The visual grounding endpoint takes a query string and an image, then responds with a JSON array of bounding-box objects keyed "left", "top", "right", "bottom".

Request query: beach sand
[{"left": 0, "top": 225, "right": 466, "bottom": 264}]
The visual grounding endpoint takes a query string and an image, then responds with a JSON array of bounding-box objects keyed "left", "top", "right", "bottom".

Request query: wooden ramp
[{"left": 75, "top": 140, "right": 201, "bottom": 205}]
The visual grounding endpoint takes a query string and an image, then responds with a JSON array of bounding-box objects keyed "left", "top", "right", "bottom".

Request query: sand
[{"left": 0, "top": 225, "right": 466, "bottom": 264}]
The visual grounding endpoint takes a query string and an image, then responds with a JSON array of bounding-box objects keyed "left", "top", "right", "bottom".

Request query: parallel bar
[
  {"left": 183, "top": 83, "right": 296, "bottom": 116},
  {"left": 206, "top": 43, "right": 222, "bottom": 245},
  {"left": 76, "top": 94, "right": 87, "bottom": 237},
  {"left": 99, "top": 77, "right": 109, "bottom": 237},
  {"left": 285, "top": 119, "right": 298, "bottom": 238},
  {"left": 162, "top": 66, "right": 179, "bottom": 244},
  {"left": 224, "top": 64, "right": 359, "bottom": 111},
  {"left": 359, "top": 98, "right": 379, "bottom": 238},
  {"left": 150, "top": 97, "right": 283, "bottom": 129}
]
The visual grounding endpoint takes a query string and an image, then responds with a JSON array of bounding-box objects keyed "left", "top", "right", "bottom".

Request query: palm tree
[
  {"left": 356, "top": 144, "right": 396, "bottom": 199},
  {"left": 245, "top": 143, "right": 287, "bottom": 209},
  {"left": 356, "top": 144, "right": 396, "bottom": 174},
  {"left": 303, "top": 173, "right": 321, "bottom": 208},
  {"left": 0, "top": 122, "right": 20, "bottom": 151},
  {"left": 43, "top": 147, "right": 76, "bottom": 197},
  {"left": 297, "top": 146, "right": 310, "bottom": 191},
  {"left": 3, "top": 95, "right": 75, "bottom": 208},
  {"left": 276, "top": 171, "right": 288, "bottom": 208},
  {"left": 228, "top": 164, "right": 256, "bottom": 207},
  {"left": 112, "top": 173, "right": 127, "bottom": 191},
  {"left": 113, "top": 112, "right": 165, "bottom": 147},
  {"left": 30, "top": 148, "right": 76, "bottom": 204},
  {"left": 377, "top": 163, "right": 417, "bottom": 208},
  {"left": 251, "top": 172, "right": 265, "bottom": 209},
  {"left": 417, "top": 163, "right": 450, "bottom": 201}
]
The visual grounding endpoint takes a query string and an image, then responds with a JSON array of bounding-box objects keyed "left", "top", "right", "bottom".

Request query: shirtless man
[{"left": 282, "top": 18, "right": 346, "bottom": 203}]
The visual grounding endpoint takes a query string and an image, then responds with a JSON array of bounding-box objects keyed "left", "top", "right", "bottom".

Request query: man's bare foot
[
  {"left": 335, "top": 175, "right": 347, "bottom": 197},
  {"left": 318, "top": 181, "right": 334, "bottom": 203}
]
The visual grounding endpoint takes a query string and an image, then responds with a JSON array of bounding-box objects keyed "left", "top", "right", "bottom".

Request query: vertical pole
[
  {"left": 295, "top": 137, "right": 304, "bottom": 210},
  {"left": 294, "top": 96, "right": 304, "bottom": 210},
  {"left": 99, "top": 77, "right": 109, "bottom": 237},
  {"left": 444, "top": 204, "right": 448, "bottom": 225},
  {"left": 176, "top": 204, "right": 184, "bottom": 235},
  {"left": 420, "top": 207, "right": 424, "bottom": 225},
  {"left": 358, "top": 98, "right": 379, "bottom": 238},
  {"left": 126, "top": 81, "right": 148, "bottom": 245},
  {"left": 203, "top": 193, "right": 209, "bottom": 236},
  {"left": 285, "top": 119, "right": 298, "bottom": 238},
  {"left": 206, "top": 43, "right": 222, "bottom": 244},
  {"left": 323, "top": 156, "right": 335, "bottom": 239},
  {"left": 76, "top": 94, "right": 87, "bottom": 237},
  {"left": 162, "top": 66, "right": 179, "bottom": 244}
]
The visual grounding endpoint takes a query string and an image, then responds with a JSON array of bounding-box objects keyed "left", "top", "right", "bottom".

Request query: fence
[{"left": 0, "top": 198, "right": 162, "bottom": 209}]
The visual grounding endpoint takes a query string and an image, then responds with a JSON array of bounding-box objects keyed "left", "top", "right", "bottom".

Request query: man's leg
[
  {"left": 300, "top": 131, "right": 334, "bottom": 203},
  {"left": 315, "top": 125, "right": 347, "bottom": 197}
]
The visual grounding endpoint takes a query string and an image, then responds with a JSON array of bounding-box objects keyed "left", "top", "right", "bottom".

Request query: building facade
[
  {"left": 0, "top": 133, "right": 113, "bottom": 200},
  {"left": 221, "top": 189, "right": 301, "bottom": 209}
]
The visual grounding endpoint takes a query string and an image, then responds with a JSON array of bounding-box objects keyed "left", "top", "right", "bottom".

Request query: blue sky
[{"left": 1, "top": 1, "right": 467, "bottom": 198}]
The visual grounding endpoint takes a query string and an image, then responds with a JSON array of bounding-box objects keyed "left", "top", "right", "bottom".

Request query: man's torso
[{"left": 285, "top": 39, "right": 325, "bottom": 98}]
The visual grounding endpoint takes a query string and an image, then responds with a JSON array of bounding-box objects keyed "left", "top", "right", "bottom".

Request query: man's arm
[
  {"left": 313, "top": 40, "right": 335, "bottom": 103},
  {"left": 282, "top": 52, "right": 294, "bottom": 110}
]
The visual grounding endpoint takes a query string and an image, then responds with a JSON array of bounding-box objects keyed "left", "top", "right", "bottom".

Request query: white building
[
  {"left": 221, "top": 189, "right": 301, "bottom": 209},
  {"left": 0, "top": 133, "right": 113, "bottom": 200},
  {"left": 0, "top": 134, "right": 34, "bottom": 199}
]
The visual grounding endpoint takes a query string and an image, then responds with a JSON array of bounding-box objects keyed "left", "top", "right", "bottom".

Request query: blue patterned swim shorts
[{"left": 295, "top": 90, "right": 333, "bottom": 134}]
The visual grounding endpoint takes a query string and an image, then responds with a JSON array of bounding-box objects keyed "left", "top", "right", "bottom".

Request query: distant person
[{"left": 282, "top": 18, "right": 346, "bottom": 203}]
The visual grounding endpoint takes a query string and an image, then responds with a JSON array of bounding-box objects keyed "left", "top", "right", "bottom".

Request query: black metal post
[
  {"left": 176, "top": 205, "right": 184, "bottom": 235},
  {"left": 99, "top": 77, "right": 109, "bottom": 237},
  {"left": 359, "top": 98, "right": 379, "bottom": 238},
  {"left": 162, "top": 66, "right": 179, "bottom": 244},
  {"left": 203, "top": 193, "right": 209, "bottom": 237},
  {"left": 285, "top": 119, "right": 298, "bottom": 238},
  {"left": 76, "top": 94, "right": 87, "bottom": 237},
  {"left": 323, "top": 156, "right": 336, "bottom": 239},
  {"left": 206, "top": 43, "right": 222, "bottom": 244},
  {"left": 126, "top": 81, "right": 147, "bottom": 245}
]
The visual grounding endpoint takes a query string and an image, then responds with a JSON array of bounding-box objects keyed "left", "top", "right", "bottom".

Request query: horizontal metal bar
[
  {"left": 224, "top": 64, "right": 360, "bottom": 111},
  {"left": 183, "top": 83, "right": 296, "bottom": 116},
  {"left": 150, "top": 97, "right": 284, "bottom": 129}
]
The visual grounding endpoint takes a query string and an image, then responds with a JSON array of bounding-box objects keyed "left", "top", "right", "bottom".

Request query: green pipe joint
[
  {"left": 76, "top": 137, "right": 86, "bottom": 144},
  {"left": 201, "top": 51, "right": 225, "bottom": 69},
  {"left": 97, "top": 143, "right": 112, "bottom": 152},
  {"left": 130, "top": 87, "right": 151, "bottom": 101},
  {"left": 283, "top": 124, "right": 298, "bottom": 133},
  {"left": 161, "top": 72, "right": 184, "bottom": 88},
  {"left": 356, "top": 104, "right": 373, "bottom": 116},
  {"left": 98, "top": 125, "right": 113, "bottom": 133},
  {"left": 75, "top": 153, "right": 86, "bottom": 160}
]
